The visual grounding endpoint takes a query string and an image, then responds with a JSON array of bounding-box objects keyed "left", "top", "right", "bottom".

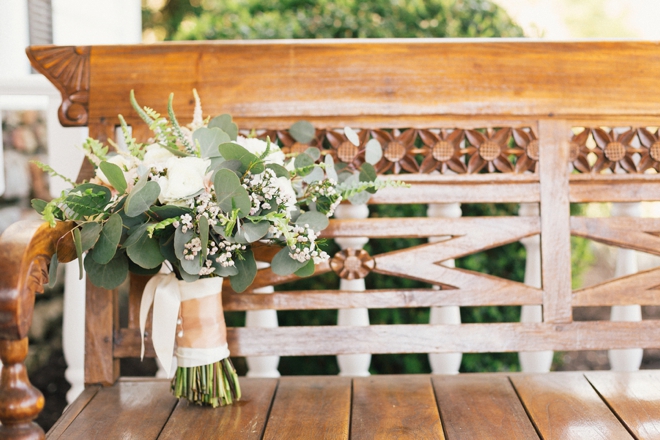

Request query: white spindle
[
  {"left": 609, "top": 202, "right": 643, "bottom": 371},
  {"left": 427, "top": 203, "right": 463, "bottom": 375},
  {"left": 245, "top": 263, "right": 281, "bottom": 378},
  {"left": 518, "top": 202, "right": 553, "bottom": 372},
  {"left": 334, "top": 203, "right": 371, "bottom": 377},
  {"left": 62, "top": 263, "right": 86, "bottom": 403}
]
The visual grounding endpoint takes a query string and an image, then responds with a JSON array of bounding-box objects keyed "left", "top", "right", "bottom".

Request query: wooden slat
[
  {"left": 351, "top": 375, "right": 444, "bottom": 439},
  {"left": 586, "top": 371, "right": 660, "bottom": 439},
  {"left": 159, "top": 378, "right": 277, "bottom": 440},
  {"left": 573, "top": 267, "right": 660, "bottom": 306},
  {"left": 571, "top": 217, "right": 660, "bottom": 256},
  {"left": 84, "top": 278, "right": 119, "bottom": 386},
  {"left": 59, "top": 380, "right": 177, "bottom": 439},
  {"left": 539, "top": 119, "right": 572, "bottom": 323},
  {"left": 369, "top": 182, "right": 540, "bottom": 204},
  {"left": 570, "top": 178, "right": 660, "bottom": 203},
  {"left": 46, "top": 386, "right": 100, "bottom": 439},
  {"left": 322, "top": 216, "right": 540, "bottom": 239},
  {"left": 223, "top": 287, "right": 542, "bottom": 312},
  {"left": 511, "top": 373, "right": 632, "bottom": 439},
  {"left": 88, "top": 42, "right": 660, "bottom": 126},
  {"left": 115, "top": 321, "right": 660, "bottom": 358},
  {"left": 432, "top": 375, "right": 538, "bottom": 439},
  {"left": 262, "top": 377, "right": 350, "bottom": 440}
]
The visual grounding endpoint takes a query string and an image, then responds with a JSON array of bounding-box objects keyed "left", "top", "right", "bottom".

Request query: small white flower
[{"left": 233, "top": 136, "right": 285, "bottom": 165}]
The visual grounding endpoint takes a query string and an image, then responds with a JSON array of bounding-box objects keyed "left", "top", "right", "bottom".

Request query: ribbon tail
[
  {"left": 152, "top": 274, "right": 181, "bottom": 378},
  {"left": 139, "top": 274, "right": 163, "bottom": 360}
]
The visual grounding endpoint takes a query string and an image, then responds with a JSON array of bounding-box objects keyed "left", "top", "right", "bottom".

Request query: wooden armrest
[{"left": 0, "top": 220, "right": 74, "bottom": 440}]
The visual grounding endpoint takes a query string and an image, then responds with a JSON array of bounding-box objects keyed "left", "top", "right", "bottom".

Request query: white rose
[
  {"left": 143, "top": 143, "right": 176, "bottom": 168},
  {"left": 95, "top": 154, "right": 136, "bottom": 188},
  {"left": 158, "top": 156, "right": 210, "bottom": 204},
  {"left": 276, "top": 176, "right": 298, "bottom": 214},
  {"left": 233, "top": 135, "right": 285, "bottom": 165}
]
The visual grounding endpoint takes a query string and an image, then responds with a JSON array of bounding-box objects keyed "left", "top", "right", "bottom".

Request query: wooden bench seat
[
  {"left": 47, "top": 372, "right": 660, "bottom": 439},
  {"left": 3, "top": 40, "right": 660, "bottom": 439}
]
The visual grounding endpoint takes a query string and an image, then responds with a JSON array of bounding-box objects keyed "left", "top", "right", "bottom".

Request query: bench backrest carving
[{"left": 28, "top": 40, "right": 660, "bottom": 385}]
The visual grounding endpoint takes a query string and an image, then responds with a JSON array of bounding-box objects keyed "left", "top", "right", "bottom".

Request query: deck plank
[
  {"left": 158, "top": 378, "right": 278, "bottom": 440},
  {"left": 262, "top": 376, "right": 351, "bottom": 440},
  {"left": 432, "top": 374, "right": 538, "bottom": 439},
  {"left": 586, "top": 371, "right": 660, "bottom": 439},
  {"left": 58, "top": 379, "right": 177, "bottom": 440},
  {"left": 46, "top": 386, "right": 100, "bottom": 439},
  {"left": 352, "top": 375, "right": 444, "bottom": 440},
  {"left": 511, "top": 373, "right": 632, "bottom": 440}
]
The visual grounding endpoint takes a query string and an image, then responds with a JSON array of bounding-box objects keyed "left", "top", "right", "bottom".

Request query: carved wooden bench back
[{"left": 28, "top": 41, "right": 660, "bottom": 385}]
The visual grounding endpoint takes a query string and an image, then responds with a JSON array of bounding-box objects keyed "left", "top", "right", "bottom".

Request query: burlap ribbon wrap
[{"left": 139, "top": 274, "right": 228, "bottom": 377}]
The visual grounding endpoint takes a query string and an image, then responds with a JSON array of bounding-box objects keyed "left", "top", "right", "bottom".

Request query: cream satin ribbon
[{"left": 139, "top": 273, "right": 228, "bottom": 377}]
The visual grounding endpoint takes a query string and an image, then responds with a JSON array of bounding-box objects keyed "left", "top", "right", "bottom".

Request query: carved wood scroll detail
[{"left": 26, "top": 45, "right": 91, "bottom": 127}]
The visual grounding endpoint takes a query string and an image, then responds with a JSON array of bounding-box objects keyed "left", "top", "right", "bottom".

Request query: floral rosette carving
[
  {"left": 637, "top": 128, "right": 660, "bottom": 173},
  {"left": 418, "top": 129, "right": 466, "bottom": 174},
  {"left": 512, "top": 128, "right": 539, "bottom": 173},
  {"left": 591, "top": 128, "right": 637, "bottom": 173},
  {"left": 465, "top": 128, "right": 514, "bottom": 173},
  {"left": 369, "top": 129, "right": 419, "bottom": 173}
]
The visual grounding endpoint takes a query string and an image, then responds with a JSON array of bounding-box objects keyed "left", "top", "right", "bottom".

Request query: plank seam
[
  {"left": 45, "top": 386, "right": 101, "bottom": 439},
  {"left": 583, "top": 374, "right": 639, "bottom": 440},
  {"left": 154, "top": 398, "right": 181, "bottom": 440},
  {"left": 259, "top": 378, "right": 280, "bottom": 439},
  {"left": 430, "top": 377, "right": 449, "bottom": 440},
  {"left": 507, "top": 376, "right": 544, "bottom": 440},
  {"left": 348, "top": 379, "right": 353, "bottom": 440}
]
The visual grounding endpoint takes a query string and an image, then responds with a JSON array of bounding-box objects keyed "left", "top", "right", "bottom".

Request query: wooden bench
[{"left": 3, "top": 40, "right": 660, "bottom": 439}]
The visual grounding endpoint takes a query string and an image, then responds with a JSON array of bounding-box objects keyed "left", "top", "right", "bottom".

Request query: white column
[
  {"left": 518, "top": 203, "right": 553, "bottom": 372},
  {"left": 0, "top": 0, "right": 31, "bottom": 79},
  {"left": 245, "top": 263, "right": 280, "bottom": 377},
  {"left": 334, "top": 204, "right": 371, "bottom": 377},
  {"left": 427, "top": 203, "right": 463, "bottom": 374},
  {"left": 609, "top": 202, "right": 643, "bottom": 371},
  {"left": 62, "top": 262, "right": 85, "bottom": 403}
]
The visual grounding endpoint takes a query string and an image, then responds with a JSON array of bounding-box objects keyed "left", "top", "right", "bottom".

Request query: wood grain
[
  {"left": 586, "top": 371, "right": 660, "bottom": 439},
  {"left": 573, "top": 266, "right": 660, "bottom": 306},
  {"left": 262, "top": 376, "right": 351, "bottom": 440},
  {"left": 46, "top": 386, "right": 100, "bottom": 439},
  {"left": 85, "top": 41, "right": 660, "bottom": 130},
  {"left": 432, "top": 374, "right": 538, "bottom": 439},
  {"left": 58, "top": 380, "right": 177, "bottom": 439},
  {"left": 538, "top": 119, "right": 572, "bottom": 323},
  {"left": 84, "top": 278, "right": 119, "bottom": 386},
  {"left": 511, "top": 373, "right": 632, "bottom": 439},
  {"left": 159, "top": 378, "right": 277, "bottom": 440},
  {"left": 571, "top": 217, "right": 660, "bottom": 256},
  {"left": 352, "top": 375, "right": 444, "bottom": 439}
]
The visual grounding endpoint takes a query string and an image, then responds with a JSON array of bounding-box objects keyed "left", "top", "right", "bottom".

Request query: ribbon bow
[{"left": 139, "top": 272, "right": 181, "bottom": 377}]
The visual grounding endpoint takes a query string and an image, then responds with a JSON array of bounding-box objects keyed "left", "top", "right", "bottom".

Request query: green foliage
[{"left": 143, "top": 0, "right": 524, "bottom": 41}]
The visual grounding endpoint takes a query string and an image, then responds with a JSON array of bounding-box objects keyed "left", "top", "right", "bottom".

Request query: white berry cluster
[
  {"left": 288, "top": 224, "right": 329, "bottom": 264},
  {"left": 242, "top": 169, "right": 295, "bottom": 216},
  {"left": 304, "top": 179, "right": 342, "bottom": 217}
]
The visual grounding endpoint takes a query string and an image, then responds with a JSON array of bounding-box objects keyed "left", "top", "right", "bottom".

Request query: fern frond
[
  {"left": 31, "top": 161, "right": 75, "bottom": 185},
  {"left": 168, "top": 93, "right": 194, "bottom": 153},
  {"left": 130, "top": 89, "right": 155, "bottom": 125}
]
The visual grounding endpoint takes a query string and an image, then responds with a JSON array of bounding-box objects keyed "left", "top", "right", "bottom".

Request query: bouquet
[{"left": 33, "top": 90, "right": 401, "bottom": 407}]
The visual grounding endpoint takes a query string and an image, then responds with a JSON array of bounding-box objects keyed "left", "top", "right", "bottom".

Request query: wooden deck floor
[{"left": 47, "top": 371, "right": 660, "bottom": 439}]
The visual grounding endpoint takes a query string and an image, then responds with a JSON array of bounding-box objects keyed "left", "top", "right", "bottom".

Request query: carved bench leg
[{"left": 0, "top": 338, "right": 44, "bottom": 440}]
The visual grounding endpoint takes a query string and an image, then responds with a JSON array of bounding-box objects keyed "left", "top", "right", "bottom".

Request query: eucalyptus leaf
[
  {"left": 92, "top": 214, "right": 122, "bottom": 264},
  {"left": 305, "top": 147, "right": 321, "bottom": 161},
  {"left": 303, "top": 166, "right": 324, "bottom": 184},
  {"left": 344, "top": 127, "right": 360, "bottom": 146},
  {"left": 235, "top": 221, "right": 270, "bottom": 243},
  {"left": 208, "top": 114, "right": 238, "bottom": 140},
  {"left": 181, "top": 255, "right": 202, "bottom": 276},
  {"left": 80, "top": 222, "right": 102, "bottom": 251},
  {"left": 199, "top": 215, "right": 209, "bottom": 260},
  {"left": 128, "top": 260, "right": 162, "bottom": 276},
  {"left": 149, "top": 205, "right": 192, "bottom": 220},
  {"left": 47, "top": 253, "right": 59, "bottom": 289},
  {"left": 266, "top": 163, "right": 290, "bottom": 178},
  {"left": 178, "top": 266, "right": 200, "bottom": 282},
  {"left": 365, "top": 139, "right": 383, "bottom": 165},
  {"left": 214, "top": 169, "right": 251, "bottom": 217},
  {"left": 126, "top": 230, "right": 165, "bottom": 269},
  {"left": 349, "top": 190, "right": 371, "bottom": 205},
  {"left": 218, "top": 142, "right": 264, "bottom": 174},
  {"left": 122, "top": 223, "right": 149, "bottom": 248},
  {"left": 324, "top": 154, "right": 338, "bottom": 182},
  {"left": 159, "top": 234, "right": 177, "bottom": 264},
  {"left": 295, "top": 211, "right": 329, "bottom": 231},
  {"left": 73, "top": 228, "right": 83, "bottom": 280},
  {"left": 174, "top": 226, "right": 193, "bottom": 260},
  {"left": 99, "top": 161, "right": 127, "bottom": 193},
  {"left": 84, "top": 250, "right": 129, "bottom": 290},
  {"left": 31, "top": 199, "right": 47, "bottom": 215},
  {"left": 194, "top": 127, "right": 229, "bottom": 158},
  {"left": 271, "top": 247, "right": 307, "bottom": 276},
  {"left": 213, "top": 264, "right": 239, "bottom": 277},
  {"left": 289, "top": 120, "right": 315, "bottom": 144},
  {"left": 294, "top": 259, "right": 315, "bottom": 277},
  {"left": 229, "top": 249, "right": 257, "bottom": 293},
  {"left": 294, "top": 152, "right": 315, "bottom": 169},
  {"left": 125, "top": 177, "right": 160, "bottom": 217},
  {"left": 359, "top": 162, "right": 378, "bottom": 182}
]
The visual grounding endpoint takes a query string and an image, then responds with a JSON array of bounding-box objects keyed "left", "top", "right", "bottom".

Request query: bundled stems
[{"left": 171, "top": 359, "right": 241, "bottom": 407}]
